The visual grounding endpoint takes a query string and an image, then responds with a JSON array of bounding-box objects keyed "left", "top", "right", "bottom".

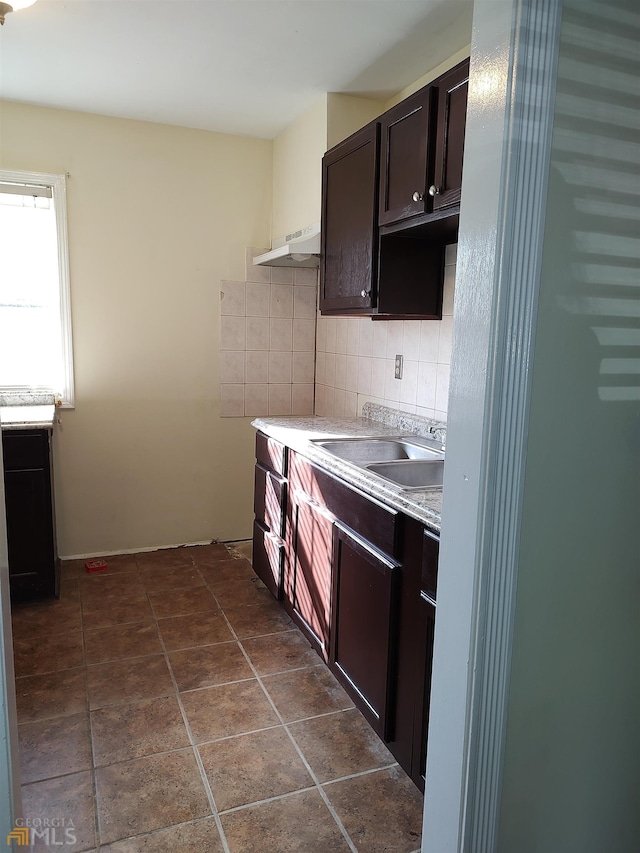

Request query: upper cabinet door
[
  {"left": 320, "top": 121, "right": 380, "bottom": 314},
  {"left": 378, "top": 87, "right": 434, "bottom": 226},
  {"left": 430, "top": 59, "right": 470, "bottom": 211}
]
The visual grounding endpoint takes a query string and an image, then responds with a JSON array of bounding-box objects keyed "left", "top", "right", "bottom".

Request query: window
[{"left": 0, "top": 170, "right": 74, "bottom": 407}]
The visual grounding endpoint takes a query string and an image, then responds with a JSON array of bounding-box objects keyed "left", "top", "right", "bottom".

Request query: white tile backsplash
[
  {"left": 294, "top": 267, "right": 318, "bottom": 286},
  {"left": 435, "top": 363, "right": 451, "bottom": 413},
  {"left": 403, "top": 321, "right": 421, "bottom": 361},
  {"left": 419, "top": 320, "right": 440, "bottom": 362},
  {"left": 246, "top": 283, "right": 270, "bottom": 317},
  {"left": 294, "top": 286, "right": 317, "bottom": 319},
  {"left": 314, "top": 245, "right": 457, "bottom": 421},
  {"left": 246, "top": 317, "right": 270, "bottom": 351},
  {"left": 220, "top": 261, "right": 318, "bottom": 418},
  {"left": 270, "top": 284, "right": 294, "bottom": 319},
  {"left": 220, "top": 281, "right": 246, "bottom": 316},
  {"left": 220, "top": 351, "right": 245, "bottom": 384},
  {"left": 220, "top": 316, "right": 246, "bottom": 351},
  {"left": 223, "top": 246, "right": 456, "bottom": 419},
  {"left": 269, "top": 384, "right": 292, "bottom": 416},
  {"left": 293, "top": 351, "right": 316, "bottom": 384},
  {"left": 292, "top": 383, "right": 314, "bottom": 415},
  {"left": 269, "top": 351, "right": 292, "bottom": 384},
  {"left": 270, "top": 318, "right": 293, "bottom": 351},
  {"left": 244, "top": 384, "right": 269, "bottom": 416},
  {"left": 292, "top": 319, "right": 315, "bottom": 352},
  {"left": 245, "top": 350, "right": 269, "bottom": 384},
  {"left": 271, "top": 266, "right": 294, "bottom": 285}
]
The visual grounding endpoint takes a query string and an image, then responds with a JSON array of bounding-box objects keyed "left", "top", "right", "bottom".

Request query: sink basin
[
  {"left": 365, "top": 459, "right": 445, "bottom": 490},
  {"left": 314, "top": 437, "right": 443, "bottom": 464}
]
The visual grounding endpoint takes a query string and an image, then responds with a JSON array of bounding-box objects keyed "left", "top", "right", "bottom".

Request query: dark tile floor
[{"left": 11, "top": 543, "right": 423, "bottom": 852}]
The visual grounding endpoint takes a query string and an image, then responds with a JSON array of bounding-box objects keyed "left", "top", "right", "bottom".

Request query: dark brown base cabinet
[
  {"left": 252, "top": 431, "right": 439, "bottom": 790},
  {"left": 330, "top": 523, "right": 400, "bottom": 741},
  {"left": 2, "top": 429, "right": 60, "bottom": 601}
]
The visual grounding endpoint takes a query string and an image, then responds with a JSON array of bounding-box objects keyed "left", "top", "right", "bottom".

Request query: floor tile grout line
[
  {"left": 92, "top": 814, "right": 222, "bottom": 851},
  {"left": 216, "top": 783, "right": 319, "bottom": 816},
  {"left": 79, "top": 600, "right": 101, "bottom": 852},
  {"left": 320, "top": 762, "right": 401, "bottom": 787},
  {"left": 207, "top": 574, "right": 360, "bottom": 853},
  {"left": 152, "top": 598, "right": 232, "bottom": 853}
]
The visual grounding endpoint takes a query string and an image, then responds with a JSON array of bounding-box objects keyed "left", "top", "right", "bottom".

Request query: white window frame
[{"left": 0, "top": 169, "right": 75, "bottom": 408}]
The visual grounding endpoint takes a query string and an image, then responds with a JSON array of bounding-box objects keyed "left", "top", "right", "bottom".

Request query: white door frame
[{"left": 422, "top": 1, "right": 563, "bottom": 850}]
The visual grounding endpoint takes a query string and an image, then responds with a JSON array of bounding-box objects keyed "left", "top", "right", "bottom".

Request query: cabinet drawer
[
  {"left": 2, "top": 431, "right": 48, "bottom": 472},
  {"left": 254, "top": 464, "right": 286, "bottom": 537},
  {"left": 290, "top": 453, "right": 398, "bottom": 559},
  {"left": 256, "top": 431, "right": 287, "bottom": 476},
  {"left": 252, "top": 520, "right": 284, "bottom": 600},
  {"left": 421, "top": 528, "right": 439, "bottom": 602}
]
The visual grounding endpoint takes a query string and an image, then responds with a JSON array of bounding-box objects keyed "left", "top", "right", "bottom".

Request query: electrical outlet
[{"left": 395, "top": 354, "right": 403, "bottom": 379}]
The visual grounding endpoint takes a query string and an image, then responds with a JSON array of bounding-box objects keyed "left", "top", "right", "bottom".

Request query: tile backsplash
[
  {"left": 220, "top": 243, "right": 456, "bottom": 420},
  {"left": 314, "top": 244, "right": 456, "bottom": 421},
  {"left": 219, "top": 250, "right": 317, "bottom": 417}
]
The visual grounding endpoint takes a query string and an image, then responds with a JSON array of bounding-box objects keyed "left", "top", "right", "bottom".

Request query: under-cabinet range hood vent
[{"left": 252, "top": 222, "right": 320, "bottom": 268}]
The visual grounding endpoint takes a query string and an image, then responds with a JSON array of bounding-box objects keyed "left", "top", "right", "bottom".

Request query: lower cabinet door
[
  {"left": 411, "top": 528, "right": 439, "bottom": 790},
  {"left": 330, "top": 523, "right": 399, "bottom": 741},
  {"left": 287, "top": 489, "right": 333, "bottom": 660},
  {"left": 4, "top": 467, "right": 57, "bottom": 599},
  {"left": 412, "top": 591, "right": 436, "bottom": 791},
  {"left": 252, "top": 520, "right": 284, "bottom": 600}
]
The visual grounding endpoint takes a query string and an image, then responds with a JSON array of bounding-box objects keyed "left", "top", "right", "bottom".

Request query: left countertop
[{"left": 0, "top": 405, "right": 56, "bottom": 431}]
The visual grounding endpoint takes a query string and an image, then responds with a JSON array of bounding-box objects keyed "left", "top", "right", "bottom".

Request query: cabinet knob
[
  {"left": 361, "top": 289, "right": 371, "bottom": 299},
  {"left": 412, "top": 191, "right": 424, "bottom": 202},
  {"left": 428, "top": 185, "right": 440, "bottom": 197}
]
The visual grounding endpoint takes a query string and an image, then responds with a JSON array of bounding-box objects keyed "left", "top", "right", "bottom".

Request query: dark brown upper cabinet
[
  {"left": 320, "top": 58, "right": 469, "bottom": 318},
  {"left": 320, "top": 121, "right": 380, "bottom": 314},
  {"left": 379, "top": 86, "right": 435, "bottom": 227},
  {"left": 430, "top": 59, "right": 469, "bottom": 211}
]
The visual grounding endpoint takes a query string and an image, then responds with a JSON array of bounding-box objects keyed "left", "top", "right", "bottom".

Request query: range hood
[{"left": 253, "top": 222, "right": 320, "bottom": 268}]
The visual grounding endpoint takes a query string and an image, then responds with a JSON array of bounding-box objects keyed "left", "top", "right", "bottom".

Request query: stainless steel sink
[
  {"left": 311, "top": 435, "right": 445, "bottom": 491},
  {"left": 366, "top": 459, "right": 444, "bottom": 490},
  {"left": 313, "top": 436, "right": 443, "bottom": 463}
]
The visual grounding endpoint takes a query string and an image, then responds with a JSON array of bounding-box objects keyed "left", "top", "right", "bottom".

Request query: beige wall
[
  {"left": 0, "top": 101, "right": 272, "bottom": 557},
  {"left": 271, "top": 95, "right": 327, "bottom": 240},
  {"left": 326, "top": 93, "right": 384, "bottom": 149},
  {"left": 384, "top": 45, "right": 471, "bottom": 109},
  {"left": 271, "top": 93, "right": 385, "bottom": 241}
]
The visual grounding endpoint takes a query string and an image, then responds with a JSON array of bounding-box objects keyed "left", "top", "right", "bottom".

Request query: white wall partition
[{"left": 422, "top": 0, "right": 640, "bottom": 850}]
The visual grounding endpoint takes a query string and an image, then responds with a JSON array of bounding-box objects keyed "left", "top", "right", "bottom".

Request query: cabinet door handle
[
  {"left": 428, "top": 185, "right": 440, "bottom": 197},
  {"left": 360, "top": 289, "right": 371, "bottom": 299},
  {"left": 412, "top": 191, "right": 424, "bottom": 202}
]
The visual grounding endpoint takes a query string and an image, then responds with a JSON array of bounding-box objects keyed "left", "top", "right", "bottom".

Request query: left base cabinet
[{"left": 2, "top": 428, "right": 60, "bottom": 600}]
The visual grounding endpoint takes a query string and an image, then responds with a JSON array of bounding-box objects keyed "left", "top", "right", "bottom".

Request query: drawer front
[
  {"left": 289, "top": 452, "right": 398, "bottom": 559},
  {"left": 2, "top": 431, "right": 48, "bottom": 472},
  {"left": 252, "top": 520, "right": 284, "bottom": 600},
  {"left": 254, "top": 464, "right": 286, "bottom": 537},
  {"left": 256, "top": 431, "right": 287, "bottom": 476},
  {"left": 421, "top": 528, "right": 439, "bottom": 602}
]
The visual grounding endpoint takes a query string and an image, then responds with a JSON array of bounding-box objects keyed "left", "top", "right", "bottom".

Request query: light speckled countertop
[
  {"left": 252, "top": 410, "right": 444, "bottom": 535},
  {"left": 0, "top": 405, "right": 56, "bottom": 431}
]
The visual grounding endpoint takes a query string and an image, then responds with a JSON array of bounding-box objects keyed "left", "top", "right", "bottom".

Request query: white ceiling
[{"left": 0, "top": 0, "right": 472, "bottom": 139}]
